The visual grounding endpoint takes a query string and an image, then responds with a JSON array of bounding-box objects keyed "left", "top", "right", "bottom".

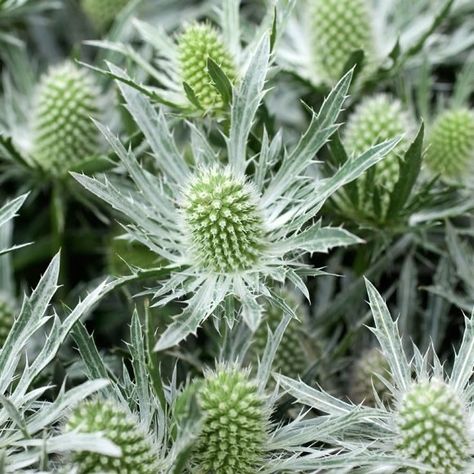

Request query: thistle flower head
[
  {"left": 351, "top": 347, "right": 392, "bottom": 406},
  {"left": 249, "top": 290, "right": 307, "bottom": 379},
  {"left": 396, "top": 379, "right": 469, "bottom": 473},
  {"left": 66, "top": 399, "right": 159, "bottom": 473},
  {"left": 32, "top": 62, "right": 100, "bottom": 175},
  {"left": 344, "top": 95, "right": 409, "bottom": 191},
  {"left": 82, "top": 0, "right": 129, "bottom": 32},
  {"left": 0, "top": 295, "right": 14, "bottom": 347},
  {"left": 193, "top": 366, "right": 267, "bottom": 473},
  {"left": 309, "top": 0, "right": 374, "bottom": 83},
  {"left": 426, "top": 108, "right": 474, "bottom": 178},
  {"left": 178, "top": 23, "right": 236, "bottom": 110},
  {"left": 181, "top": 167, "right": 265, "bottom": 273}
]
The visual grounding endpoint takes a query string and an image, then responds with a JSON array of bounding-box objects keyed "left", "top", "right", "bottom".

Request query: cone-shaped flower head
[
  {"left": 178, "top": 23, "right": 236, "bottom": 110},
  {"left": 344, "top": 95, "right": 409, "bottom": 192},
  {"left": 193, "top": 367, "right": 267, "bottom": 473},
  {"left": 396, "top": 379, "right": 470, "bottom": 473},
  {"left": 351, "top": 348, "right": 391, "bottom": 406},
  {"left": 249, "top": 290, "right": 307, "bottom": 379},
  {"left": 181, "top": 167, "right": 265, "bottom": 273},
  {"left": 66, "top": 399, "right": 159, "bottom": 473},
  {"left": 426, "top": 108, "right": 474, "bottom": 179},
  {"left": 32, "top": 62, "right": 100, "bottom": 176},
  {"left": 309, "top": 0, "right": 374, "bottom": 83},
  {"left": 82, "top": 0, "right": 129, "bottom": 32},
  {"left": 0, "top": 295, "right": 14, "bottom": 347}
]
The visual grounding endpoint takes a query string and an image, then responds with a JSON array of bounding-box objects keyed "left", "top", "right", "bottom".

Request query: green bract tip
[
  {"left": 351, "top": 348, "right": 391, "bottom": 406},
  {"left": 345, "top": 95, "right": 408, "bottom": 192},
  {"left": 178, "top": 23, "right": 236, "bottom": 110},
  {"left": 66, "top": 399, "right": 159, "bottom": 473},
  {"left": 426, "top": 108, "right": 474, "bottom": 178},
  {"left": 309, "top": 0, "right": 374, "bottom": 83},
  {"left": 82, "top": 0, "right": 129, "bottom": 32},
  {"left": 182, "top": 167, "right": 265, "bottom": 273},
  {"left": 397, "top": 379, "right": 469, "bottom": 473},
  {"left": 32, "top": 62, "right": 100, "bottom": 176},
  {"left": 193, "top": 367, "right": 267, "bottom": 473},
  {"left": 0, "top": 295, "right": 14, "bottom": 347}
]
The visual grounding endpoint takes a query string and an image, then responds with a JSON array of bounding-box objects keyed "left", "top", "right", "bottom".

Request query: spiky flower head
[
  {"left": 0, "top": 295, "right": 14, "bottom": 347},
  {"left": 396, "top": 379, "right": 470, "bottom": 473},
  {"left": 426, "top": 108, "right": 474, "bottom": 179},
  {"left": 66, "top": 399, "right": 159, "bottom": 473},
  {"left": 350, "top": 347, "right": 391, "bottom": 406},
  {"left": 181, "top": 167, "right": 265, "bottom": 274},
  {"left": 32, "top": 62, "right": 100, "bottom": 176},
  {"left": 309, "top": 0, "right": 374, "bottom": 83},
  {"left": 249, "top": 290, "right": 307, "bottom": 380},
  {"left": 178, "top": 23, "right": 236, "bottom": 110},
  {"left": 193, "top": 367, "right": 267, "bottom": 473},
  {"left": 82, "top": 0, "right": 129, "bottom": 32},
  {"left": 344, "top": 95, "right": 409, "bottom": 192}
]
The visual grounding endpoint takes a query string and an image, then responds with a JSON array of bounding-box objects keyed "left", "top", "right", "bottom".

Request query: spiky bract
[
  {"left": 82, "top": 0, "right": 129, "bottom": 32},
  {"left": 426, "top": 108, "right": 474, "bottom": 178},
  {"left": 309, "top": 0, "right": 374, "bottom": 83},
  {"left": 345, "top": 95, "right": 408, "bottom": 192},
  {"left": 350, "top": 347, "right": 391, "bottom": 406},
  {"left": 396, "top": 379, "right": 469, "bottom": 473},
  {"left": 249, "top": 290, "right": 307, "bottom": 380},
  {"left": 66, "top": 399, "right": 158, "bottom": 473},
  {"left": 182, "top": 168, "right": 265, "bottom": 273},
  {"left": 32, "top": 62, "right": 100, "bottom": 175},
  {"left": 193, "top": 367, "right": 267, "bottom": 473},
  {"left": 178, "top": 23, "right": 236, "bottom": 110},
  {"left": 0, "top": 295, "right": 14, "bottom": 347}
]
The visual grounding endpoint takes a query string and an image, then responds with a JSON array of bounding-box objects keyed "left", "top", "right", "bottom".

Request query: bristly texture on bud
[
  {"left": 181, "top": 168, "right": 265, "bottom": 273},
  {"left": 396, "top": 379, "right": 469, "bottom": 473},
  {"left": 32, "top": 62, "right": 100, "bottom": 176},
  {"left": 193, "top": 367, "right": 267, "bottom": 473},
  {"left": 0, "top": 296, "right": 14, "bottom": 347},
  {"left": 66, "top": 399, "right": 159, "bottom": 473},
  {"left": 426, "top": 108, "right": 474, "bottom": 178},
  {"left": 309, "top": 0, "right": 374, "bottom": 83},
  {"left": 178, "top": 23, "right": 236, "bottom": 110},
  {"left": 350, "top": 348, "right": 392, "bottom": 406},
  {"left": 82, "top": 0, "right": 129, "bottom": 32},
  {"left": 249, "top": 291, "right": 307, "bottom": 380},
  {"left": 344, "top": 95, "right": 409, "bottom": 194}
]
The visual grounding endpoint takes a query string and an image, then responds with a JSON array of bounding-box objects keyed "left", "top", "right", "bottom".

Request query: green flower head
[
  {"left": 66, "top": 399, "right": 159, "bottom": 473},
  {"left": 193, "top": 367, "right": 267, "bottom": 473},
  {"left": 178, "top": 22, "right": 236, "bottom": 111},
  {"left": 32, "top": 62, "right": 100, "bottom": 176},
  {"left": 82, "top": 0, "right": 129, "bottom": 32},
  {"left": 426, "top": 108, "right": 474, "bottom": 179},
  {"left": 0, "top": 295, "right": 14, "bottom": 348}
]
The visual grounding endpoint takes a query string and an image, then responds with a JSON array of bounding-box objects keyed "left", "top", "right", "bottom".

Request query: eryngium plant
[
  {"left": 192, "top": 367, "right": 267, "bottom": 472},
  {"left": 75, "top": 37, "right": 400, "bottom": 351},
  {"left": 32, "top": 62, "right": 100, "bottom": 175},
  {"left": 66, "top": 398, "right": 159, "bottom": 473},
  {"left": 0, "top": 294, "right": 15, "bottom": 347},
  {"left": 426, "top": 107, "right": 474, "bottom": 178},
  {"left": 82, "top": 0, "right": 129, "bottom": 32},
  {"left": 277, "top": 280, "right": 474, "bottom": 473}
]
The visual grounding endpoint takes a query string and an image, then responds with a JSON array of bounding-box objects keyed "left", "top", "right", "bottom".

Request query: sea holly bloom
[
  {"left": 82, "top": 0, "right": 130, "bottom": 32},
  {"left": 74, "top": 37, "right": 400, "bottom": 351},
  {"left": 277, "top": 280, "right": 474, "bottom": 473}
]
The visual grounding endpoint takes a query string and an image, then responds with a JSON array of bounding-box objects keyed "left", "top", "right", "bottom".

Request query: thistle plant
[
  {"left": 0, "top": 293, "right": 15, "bottom": 347},
  {"left": 308, "top": 0, "right": 375, "bottom": 84},
  {"left": 75, "top": 38, "right": 400, "bottom": 351},
  {"left": 277, "top": 280, "right": 474, "bottom": 472},
  {"left": 82, "top": 0, "right": 129, "bottom": 32},
  {"left": 32, "top": 61, "right": 101, "bottom": 176},
  {"left": 192, "top": 366, "right": 267, "bottom": 472},
  {"left": 66, "top": 398, "right": 159, "bottom": 473},
  {"left": 426, "top": 107, "right": 474, "bottom": 178}
]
